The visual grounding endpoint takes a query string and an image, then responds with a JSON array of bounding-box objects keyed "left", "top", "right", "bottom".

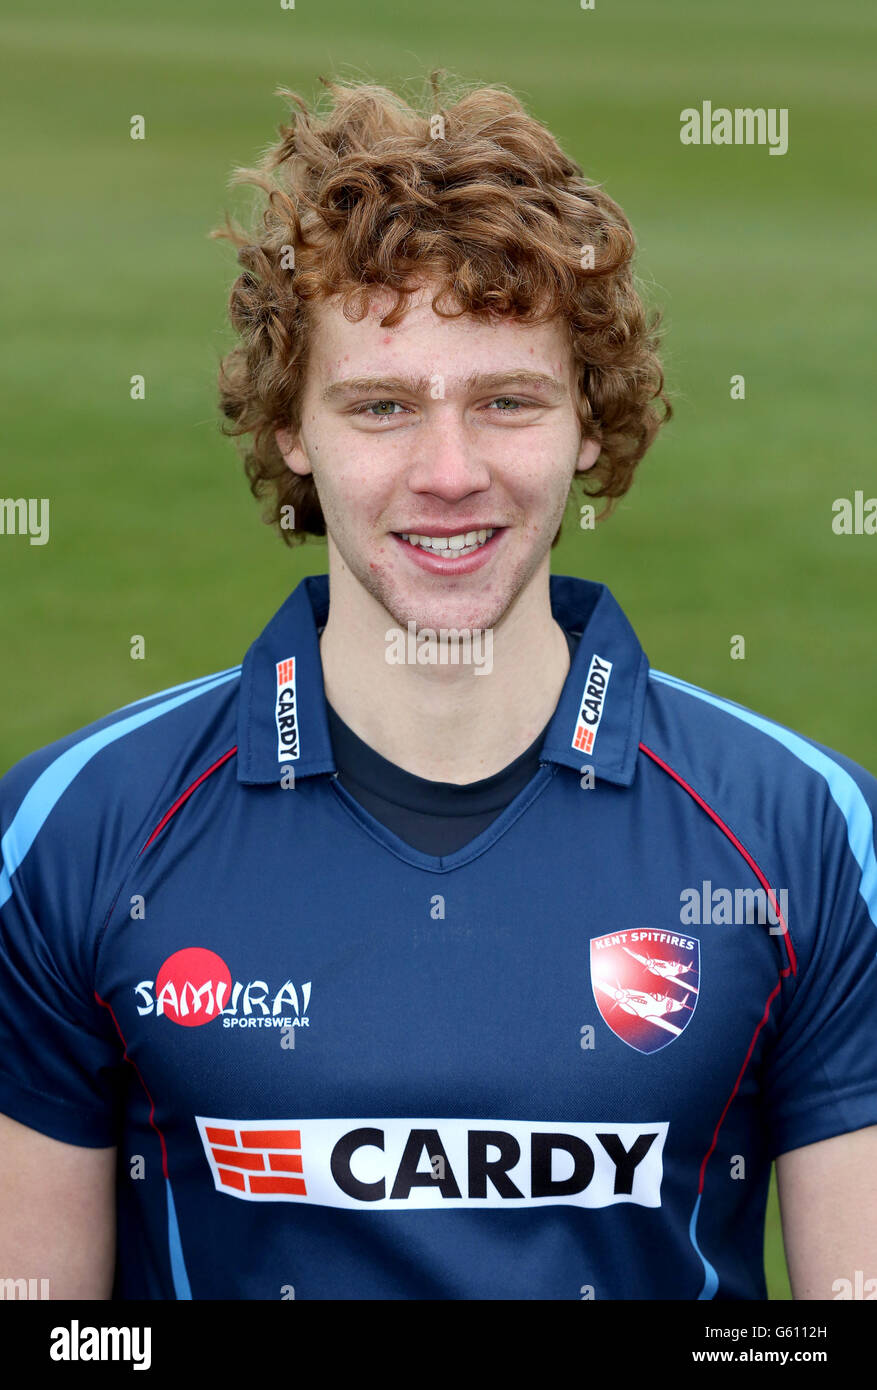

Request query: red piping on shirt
[
  {"left": 93, "top": 750, "right": 236, "bottom": 1184},
  {"left": 639, "top": 742, "right": 796, "bottom": 974},
  {"left": 639, "top": 740, "right": 796, "bottom": 1194},
  {"left": 94, "top": 991, "right": 169, "bottom": 1180},
  {"left": 94, "top": 748, "right": 236, "bottom": 1179},
  {"left": 139, "top": 746, "right": 237, "bottom": 854}
]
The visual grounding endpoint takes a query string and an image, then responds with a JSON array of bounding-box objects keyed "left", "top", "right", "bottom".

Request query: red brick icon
[{"left": 205, "top": 1124, "right": 306, "bottom": 1196}]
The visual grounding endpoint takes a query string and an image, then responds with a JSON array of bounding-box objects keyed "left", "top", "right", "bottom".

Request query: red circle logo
[{"left": 154, "top": 947, "right": 232, "bottom": 1027}]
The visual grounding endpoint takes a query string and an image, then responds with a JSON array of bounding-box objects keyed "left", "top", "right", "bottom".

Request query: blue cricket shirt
[{"left": 1, "top": 573, "right": 875, "bottom": 1299}]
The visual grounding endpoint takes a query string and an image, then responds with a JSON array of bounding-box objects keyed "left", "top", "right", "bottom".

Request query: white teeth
[{"left": 399, "top": 528, "right": 495, "bottom": 557}]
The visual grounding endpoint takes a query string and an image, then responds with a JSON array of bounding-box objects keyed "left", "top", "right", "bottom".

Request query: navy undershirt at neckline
[{"left": 326, "top": 629, "right": 580, "bottom": 855}]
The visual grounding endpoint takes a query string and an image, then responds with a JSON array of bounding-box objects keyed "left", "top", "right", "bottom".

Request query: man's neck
[{"left": 318, "top": 566, "right": 571, "bottom": 784}]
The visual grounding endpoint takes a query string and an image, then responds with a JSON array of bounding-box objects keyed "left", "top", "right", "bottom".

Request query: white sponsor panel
[{"left": 195, "top": 1115, "right": 668, "bottom": 1211}]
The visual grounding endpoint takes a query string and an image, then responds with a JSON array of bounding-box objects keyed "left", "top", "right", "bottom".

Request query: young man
[{"left": 1, "top": 78, "right": 875, "bottom": 1302}]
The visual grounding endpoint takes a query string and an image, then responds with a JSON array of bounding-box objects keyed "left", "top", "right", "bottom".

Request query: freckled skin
[{"left": 275, "top": 280, "right": 600, "bottom": 639}]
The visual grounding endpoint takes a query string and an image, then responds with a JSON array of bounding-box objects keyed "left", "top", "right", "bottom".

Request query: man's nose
[{"left": 405, "top": 412, "right": 492, "bottom": 500}]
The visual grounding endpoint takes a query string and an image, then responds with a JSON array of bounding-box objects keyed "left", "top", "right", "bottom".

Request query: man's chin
[
  {"left": 339, "top": 536, "right": 549, "bottom": 640},
  {"left": 381, "top": 578, "right": 528, "bottom": 640},
  {"left": 400, "top": 615, "right": 500, "bottom": 642}
]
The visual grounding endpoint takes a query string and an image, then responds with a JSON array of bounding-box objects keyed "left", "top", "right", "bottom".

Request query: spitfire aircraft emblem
[{"left": 590, "top": 931, "right": 700, "bottom": 1054}]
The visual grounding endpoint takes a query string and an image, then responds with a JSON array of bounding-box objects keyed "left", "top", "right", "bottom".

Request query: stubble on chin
[
  {"left": 362, "top": 550, "right": 544, "bottom": 639},
  {"left": 331, "top": 495, "right": 564, "bottom": 638}
]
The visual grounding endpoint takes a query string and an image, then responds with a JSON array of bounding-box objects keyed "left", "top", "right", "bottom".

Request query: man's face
[{"left": 275, "top": 282, "right": 600, "bottom": 635}]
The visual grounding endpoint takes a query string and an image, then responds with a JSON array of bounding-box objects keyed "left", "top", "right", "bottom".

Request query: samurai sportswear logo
[
  {"left": 195, "top": 1116, "right": 668, "bottom": 1210},
  {"left": 591, "top": 930, "right": 699, "bottom": 1054},
  {"left": 275, "top": 656, "right": 299, "bottom": 762},
  {"left": 572, "top": 654, "right": 612, "bottom": 755},
  {"left": 134, "top": 947, "right": 311, "bottom": 1031}
]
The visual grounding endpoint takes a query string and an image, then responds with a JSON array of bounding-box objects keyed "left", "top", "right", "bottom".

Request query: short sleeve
[
  {"left": 0, "top": 755, "right": 125, "bottom": 1147},
  {"left": 763, "top": 757, "right": 877, "bottom": 1158}
]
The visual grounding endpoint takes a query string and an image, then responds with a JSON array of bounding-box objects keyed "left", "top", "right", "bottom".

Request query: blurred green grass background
[{"left": 1, "top": 0, "right": 875, "bottom": 1300}]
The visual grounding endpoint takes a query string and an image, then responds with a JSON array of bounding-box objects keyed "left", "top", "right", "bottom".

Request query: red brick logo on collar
[
  {"left": 275, "top": 657, "right": 300, "bottom": 762},
  {"left": 572, "top": 654, "right": 612, "bottom": 755}
]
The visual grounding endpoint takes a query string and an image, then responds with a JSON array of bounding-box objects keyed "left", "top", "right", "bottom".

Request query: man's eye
[
  {"left": 350, "top": 397, "right": 532, "bottom": 420},
  {"left": 352, "top": 400, "right": 404, "bottom": 418}
]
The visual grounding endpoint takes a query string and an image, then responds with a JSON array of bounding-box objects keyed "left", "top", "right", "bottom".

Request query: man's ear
[
  {"left": 274, "top": 426, "right": 312, "bottom": 477},
  {"left": 576, "top": 434, "right": 602, "bottom": 474}
]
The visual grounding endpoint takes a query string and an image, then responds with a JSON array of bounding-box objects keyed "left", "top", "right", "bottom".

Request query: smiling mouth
[{"left": 396, "top": 528, "right": 498, "bottom": 558}]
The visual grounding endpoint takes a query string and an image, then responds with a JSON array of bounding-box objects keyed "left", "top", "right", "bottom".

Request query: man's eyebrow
[{"left": 320, "top": 371, "right": 567, "bottom": 403}]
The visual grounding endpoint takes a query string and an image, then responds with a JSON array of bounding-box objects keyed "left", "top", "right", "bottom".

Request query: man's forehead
[{"left": 307, "top": 284, "right": 571, "bottom": 378}]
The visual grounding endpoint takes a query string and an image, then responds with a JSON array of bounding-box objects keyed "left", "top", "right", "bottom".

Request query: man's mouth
[{"left": 397, "top": 528, "right": 497, "bottom": 558}]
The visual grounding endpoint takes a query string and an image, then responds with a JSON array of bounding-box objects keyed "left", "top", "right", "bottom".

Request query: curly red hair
[{"left": 212, "top": 73, "right": 672, "bottom": 543}]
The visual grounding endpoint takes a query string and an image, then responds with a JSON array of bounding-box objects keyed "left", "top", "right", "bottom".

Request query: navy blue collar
[{"left": 236, "top": 573, "right": 649, "bottom": 787}]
